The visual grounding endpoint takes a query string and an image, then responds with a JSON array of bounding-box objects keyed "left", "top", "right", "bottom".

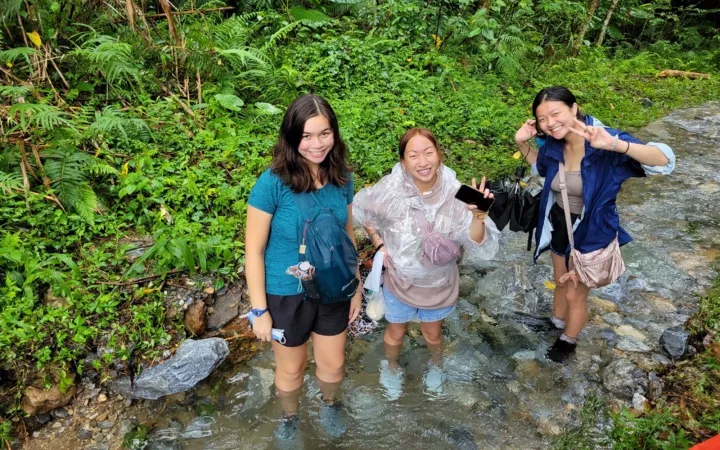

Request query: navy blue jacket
[{"left": 533, "top": 115, "right": 649, "bottom": 262}]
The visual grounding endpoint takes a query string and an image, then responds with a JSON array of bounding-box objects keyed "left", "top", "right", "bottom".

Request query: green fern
[
  {"left": 0, "top": 85, "right": 31, "bottom": 100},
  {"left": 262, "top": 21, "right": 306, "bottom": 51},
  {"left": 70, "top": 35, "right": 140, "bottom": 85},
  {"left": 87, "top": 106, "right": 151, "bottom": 142},
  {"left": 0, "top": 0, "right": 24, "bottom": 20},
  {"left": 0, "top": 171, "right": 23, "bottom": 195},
  {"left": 0, "top": 47, "right": 38, "bottom": 68},
  {"left": 7, "top": 103, "right": 72, "bottom": 132},
  {"left": 42, "top": 148, "right": 116, "bottom": 221}
]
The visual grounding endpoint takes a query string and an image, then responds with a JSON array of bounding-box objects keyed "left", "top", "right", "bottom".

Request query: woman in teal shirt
[{"left": 245, "top": 94, "right": 362, "bottom": 441}]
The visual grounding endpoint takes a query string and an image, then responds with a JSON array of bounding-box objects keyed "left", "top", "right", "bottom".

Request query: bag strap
[
  {"left": 558, "top": 162, "right": 575, "bottom": 249},
  {"left": 292, "top": 191, "right": 322, "bottom": 222}
]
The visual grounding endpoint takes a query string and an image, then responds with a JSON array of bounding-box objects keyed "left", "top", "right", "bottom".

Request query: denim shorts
[{"left": 383, "top": 287, "right": 456, "bottom": 324}]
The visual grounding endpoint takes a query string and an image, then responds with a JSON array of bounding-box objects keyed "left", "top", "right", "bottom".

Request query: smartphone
[{"left": 455, "top": 184, "right": 495, "bottom": 212}]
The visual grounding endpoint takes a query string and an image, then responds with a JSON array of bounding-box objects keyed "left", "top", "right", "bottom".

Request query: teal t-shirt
[{"left": 248, "top": 169, "right": 354, "bottom": 295}]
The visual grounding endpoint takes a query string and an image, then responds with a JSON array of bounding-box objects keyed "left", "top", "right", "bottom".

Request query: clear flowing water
[{"left": 137, "top": 104, "right": 720, "bottom": 450}]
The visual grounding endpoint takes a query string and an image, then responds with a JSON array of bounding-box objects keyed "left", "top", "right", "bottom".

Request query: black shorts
[
  {"left": 267, "top": 293, "right": 350, "bottom": 347},
  {"left": 549, "top": 202, "right": 580, "bottom": 256}
]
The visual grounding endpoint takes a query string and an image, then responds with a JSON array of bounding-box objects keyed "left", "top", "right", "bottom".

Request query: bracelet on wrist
[{"left": 622, "top": 141, "right": 630, "bottom": 154}]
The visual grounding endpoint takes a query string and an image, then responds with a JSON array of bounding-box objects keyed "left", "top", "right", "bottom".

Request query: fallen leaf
[
  {"left": 160, "top": 205, "right": 173, "bottom": 224},
  {"left": 121, "top": 162, "right": 129, "bottom": 178},
  {"left": 27, "top": 31, "right": 42, "bottom": 48},
  {"left": 711, "top": 342, "right": 720, "bottom": 359},
  {"left": 513, "top": 151, "right": 522, "bottom": 159},
  {"left": 543, "top": 280, "right": 556, "bottom": 290}
]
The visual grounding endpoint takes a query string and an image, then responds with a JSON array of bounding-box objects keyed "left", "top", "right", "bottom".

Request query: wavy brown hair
[
  {"left": 271, "top": 94, "right": 351, "bottom": 193},
  {"left": 398, "top": 127, "right": 444, "bottom": 161}
]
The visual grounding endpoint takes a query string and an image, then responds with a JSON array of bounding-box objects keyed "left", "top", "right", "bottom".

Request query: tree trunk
[
  {"left": 596, "top": 0, "right": 620, "bottom": 46},
  {"left": 572, "top": 0, "right": 599, "bottom": 55}
]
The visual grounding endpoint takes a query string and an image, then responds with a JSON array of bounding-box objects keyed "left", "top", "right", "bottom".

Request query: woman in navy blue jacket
[{"left": 514, "top": 86, "right": 675, "bottom": 362}]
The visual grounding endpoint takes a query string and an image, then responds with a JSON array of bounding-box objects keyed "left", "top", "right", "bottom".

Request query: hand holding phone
[{"left": 455, "top": 177, "right": 495, "bottom": 212}]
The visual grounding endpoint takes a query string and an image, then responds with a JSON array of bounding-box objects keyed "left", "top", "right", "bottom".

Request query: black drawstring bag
[{"left": 488, "top": 166, "right": 541, "bottom": 250}]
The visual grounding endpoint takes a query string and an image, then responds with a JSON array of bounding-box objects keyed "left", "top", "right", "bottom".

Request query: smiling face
[
  {"left": 297, "top": 114, "right": 334, "bottom": 168},
  {"left": 401, "top": 134, "right": 441, "bottom": 187},
  {"left": 534, "top": 100, "right": 579, "bottom": 141}
]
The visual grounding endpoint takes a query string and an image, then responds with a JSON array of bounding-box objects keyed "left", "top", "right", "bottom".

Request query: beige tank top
[{"left": 550, "top": 171, "right": 584, "bottom": 215}]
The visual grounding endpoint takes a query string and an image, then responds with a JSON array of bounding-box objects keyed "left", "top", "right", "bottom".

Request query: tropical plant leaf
[
  {"left": 214, "top": 94, "right": 244, "bottom": 111},
  {"left": 255, "top": 102, "right": 282, "bottom": 115},
  {"left": 289, "top": 7, "right": 332, "bottom": 24}
]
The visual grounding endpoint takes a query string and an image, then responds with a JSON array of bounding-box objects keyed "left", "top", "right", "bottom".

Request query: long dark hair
[
  {"left": 271, "top": 94, "right": 351, "bottom": 193},
  {"left": 531, "top": 86, "right": 585, "bottom": 136}
]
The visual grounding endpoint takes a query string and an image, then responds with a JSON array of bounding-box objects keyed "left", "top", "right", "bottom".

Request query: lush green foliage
[{"left": 1, "top": 0, "right": 720, "bottom": 431}]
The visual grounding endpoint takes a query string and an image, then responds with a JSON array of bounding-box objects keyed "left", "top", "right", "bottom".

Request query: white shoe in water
[
  {"left": 423, "top": 364, "right": 445, "bottom": 395},
  {"left": 379, "top": 360, "right": 404, "bottom": 401}
]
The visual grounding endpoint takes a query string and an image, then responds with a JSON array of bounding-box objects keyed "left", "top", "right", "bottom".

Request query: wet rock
[
  {"left": 184, "top": 300, "right": 207, "bottom": 336},
  {"left": 603, "top": 359, "right": 641, "bottom": 398},
  {"left": 110, "top": 338, "right": 229, "bottom": 400},
  {"left": 616, "top": 336, "right": 652, "bottom": 353},
  {"left": 448, "top": 425, "right": 479, "bottom": 450},
  {"left": 640, "top": 98, "right": 654, "bottom": 108},
  {"left": 150, "top": 427, "right": 181, "bottom": 442},
  {"left": 241, "top": 366, "right": 276, "bottom": 411},
  {"left": 652, "top": 353, "right": 672, "bottom": 366},
  {"left": 77, "top": 428, "right": 93, "bottom": 440},
  {"left": 615, "top": 325, "right": 648, "bottom": 341},
  {"left": 36, "top": 413, "right": 52, "bottom": 424},
  {"left": 459, "top": 275, "right": 475, "bottom": 298},
  {"left": 53, "top": 407, "right": 68, "bottom": 418},
  {"left": 97, "top": 420, "right": 115, "bottom": 429},
  {"left": 660, "top": 327, "right": 689, "bottom": 359},
  {"left": 148, "top": 441, "right": 182, "bottom": 450},
  {"left": 511, "top": 350, "right": 536, "bottom": 361},
  {"left": 22, "top": 384, "right": 76, "bottom": 415},
  {"left": 643, "top": 294, "right": 677, "bottom": 314},
  {"left": 603, "top": 313, "right": 622, "bottom": 326},
  {"left": 206, "top": 285, "right": 241, "bottom": 331},
  {"left": 182, "top": 416, "right": 214, "bottom": 439},
  {"left": 589, "top": 297, "right": 618, "bottom": 313},
  {"left": 119, "top": 419, "right": 136, "bottom": 436}
]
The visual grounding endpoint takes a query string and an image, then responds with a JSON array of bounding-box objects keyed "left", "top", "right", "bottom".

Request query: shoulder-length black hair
[
  {"left": 532, "top": 86, "right": 585, "bottom": 136},
  {"left": 271, "top": 94, "right": 351, "bottom": 193}
]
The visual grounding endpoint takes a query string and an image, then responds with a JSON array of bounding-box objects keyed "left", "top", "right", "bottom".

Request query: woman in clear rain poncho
[{"left": 353, "top": 128, "right": 500, "bottom": 400}]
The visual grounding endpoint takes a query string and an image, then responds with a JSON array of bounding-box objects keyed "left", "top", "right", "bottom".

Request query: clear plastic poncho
[{"left": 353, "top": 163, "right": 500, "bottom": 289}]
